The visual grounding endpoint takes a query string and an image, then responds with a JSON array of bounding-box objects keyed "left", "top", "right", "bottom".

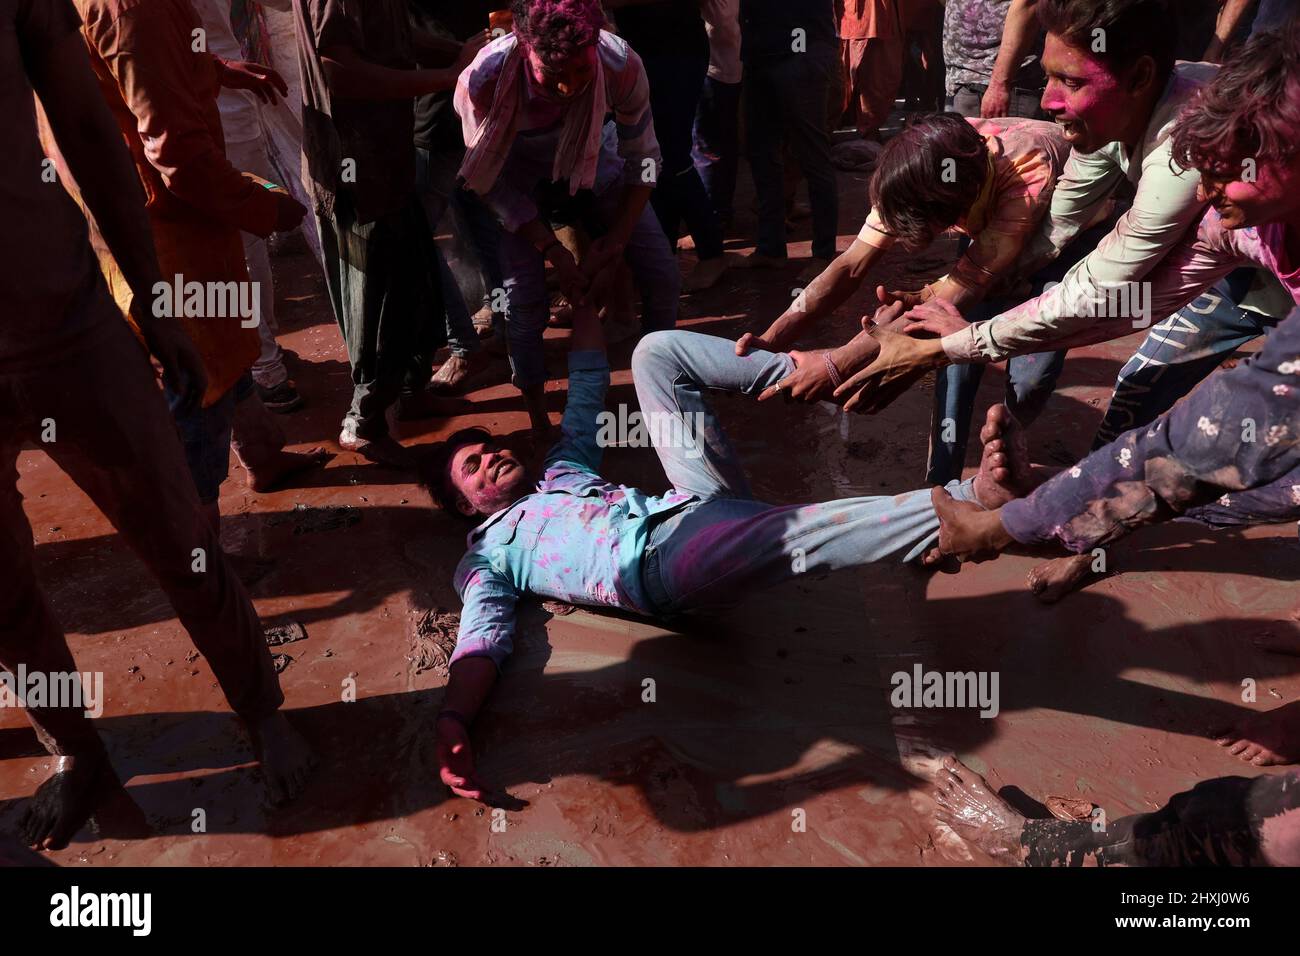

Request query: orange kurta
[{"left": 62, "top": 0, "right": 282, "bottom": 405}]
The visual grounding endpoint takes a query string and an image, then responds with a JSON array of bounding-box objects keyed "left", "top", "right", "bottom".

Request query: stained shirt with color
[{"left": 451, "top": 351, "right": 695, "bottom": 670}]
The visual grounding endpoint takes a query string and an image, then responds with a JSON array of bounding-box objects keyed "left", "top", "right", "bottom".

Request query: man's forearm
[
  {"left": 443, "top": 657, "right": 499, "bottom": 725},
  {"left": 321, "top": 48, "right": 459, "bottom": 99},
  {"left": 609, "top": 183, "right": 653, "bottom": 245},
  {"left": 773, "top": 245, "right": 877, "bottom": 343},
  {"left": 989, "top": 0, "right": 1040, "bottom": 87},
  {"left": 1204, "top": 0, "right": 1254, "bottom": 62}
]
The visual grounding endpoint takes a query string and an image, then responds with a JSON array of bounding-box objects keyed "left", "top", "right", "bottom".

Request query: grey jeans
[{"left": 631, "top": 330, "right": 978, "bottom": 614}]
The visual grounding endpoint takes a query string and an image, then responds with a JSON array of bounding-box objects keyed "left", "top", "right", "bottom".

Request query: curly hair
[
  {"left": 510, "top": 0, "right": 605, "bottom": 66},
  {"left": 1171, "top": 25, "right": 1300, "bottom": 179},
  {"left": 867, "top": 113, "right": 989, "bottom": 252},
  {"left": 1038, "top": 0, "right": 1176, "bottom": 82}
]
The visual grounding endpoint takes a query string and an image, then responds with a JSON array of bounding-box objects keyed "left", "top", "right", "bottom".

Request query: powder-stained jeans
[
  {"left": 631, "top": 330, "right": 978, "bottom": 614},
  {"left": 1019, "top": 770, "right": 1300, "bottom": 866},
  {"left": 500, "top": 185, "right": 679, "bottom": 391},
  {"left": 693, "top": 76, "right": 741, "bottom": 224},
  {"left": 0, "top": 317, "right": 283, "bottom": 757},
  {"left": 1092, "top": 274, "right": 1281, "bottom": 449},
  {"left": 1001, "top": 306, "right": 1300, "bottom": 552},
  {"left": 316, "top": 193, "right": 446, "bottom": 438}
]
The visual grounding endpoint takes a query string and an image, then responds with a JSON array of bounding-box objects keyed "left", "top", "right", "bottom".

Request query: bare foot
[
  {"left": 738, "top": 252, "right": 786, "bottom": 270},
  {"left": 932, "top": 756, "right": 1027, "bottom": 863},
  {"left": 1213, "top": 700, "right": 1300, "bottom": 767},
  {"left": 19, "top": 751, "right": 125, "bottom": 851},
  {"left": 682, "top": 255, "right": 734, "bottom": 292},
  {"left": 245, "top": 447, "right": 331, "bottom": 493},
  {"left": 429, "top": 350, "right": 491, "bottom": 394},
  {"left": 339, "top": 428, "right": 412, "bottom": 469},
  {"left": 1027, "top": 553, "right": 1098, "bottom": 603},
  {"left": 971, "top": 404, "right": 1032, "bottom": 509},
  {"left": 248, "top": 712, "right": 316, "bottom": 807}
]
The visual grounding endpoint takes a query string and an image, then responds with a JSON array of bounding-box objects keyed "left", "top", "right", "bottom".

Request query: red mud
[{"left": 2, "top": 166, "right": 1297, "bottom": 866}]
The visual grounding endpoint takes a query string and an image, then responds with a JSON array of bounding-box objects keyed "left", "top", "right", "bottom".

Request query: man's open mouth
[{"left": 493, "top": 459, "right": 515, "bottom": 481}]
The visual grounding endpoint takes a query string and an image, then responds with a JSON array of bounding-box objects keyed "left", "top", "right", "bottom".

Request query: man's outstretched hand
[
  {"left": 137, "top": 308, "right": 207, "bottom": 413},
  {"left": 902, "top": 296, "right": 967, "bottom": 339},
  {"left": 437, "top": 716, "right": 485, "bottom": 801},
  {"left": 217, "top": 59, "right": 289, "bottom": 104},
  {"left": 834, "top": 328, "right": 942, "bottom": 413}
]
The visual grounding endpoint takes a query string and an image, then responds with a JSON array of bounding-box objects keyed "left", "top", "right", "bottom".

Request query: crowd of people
[{"left": 4, "top": 0, "right": 1299, "bottom": 865}]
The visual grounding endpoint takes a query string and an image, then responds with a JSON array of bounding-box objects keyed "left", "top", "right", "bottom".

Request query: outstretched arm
[
  {"left": 438, "top": 568, "right": 520, "bottom": 799},
  {"left": 738, "top": 238, "right": 883, "bottom": 355}
]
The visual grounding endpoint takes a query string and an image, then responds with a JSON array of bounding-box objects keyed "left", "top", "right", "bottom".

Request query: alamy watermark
[
  {"left": 891, "top": 664, "right": 999, "bottom": 718},
  {"left": 1044, "top": 279, "right": 1153, "bottom": 329},
  {"left": 152, "top": 274, "right": 260, "bottom": 328},
  {"left": 595, "top": 405, "right": 706, "bottom": 459},
  {"left": 1, "top": 666, "right": 103, "bottom": 718}
]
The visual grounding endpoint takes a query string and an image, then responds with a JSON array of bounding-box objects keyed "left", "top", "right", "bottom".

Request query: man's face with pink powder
[
  {"left": 524, "top": 43, "right": 597, "bottom": 100},
  {"left": 1199, "top": 156, "right": 1300, "bottom": 231},
  {"left": 1039, "top": 33, "right": 1157, "bottom": 154}
]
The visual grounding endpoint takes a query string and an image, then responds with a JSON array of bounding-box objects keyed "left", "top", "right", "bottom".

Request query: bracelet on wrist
[{"left": 823, "top": 350, "right": 844, "bottom": 388}]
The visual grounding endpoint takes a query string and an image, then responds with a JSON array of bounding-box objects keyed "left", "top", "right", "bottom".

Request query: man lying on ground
[
  {"left": 422, "top": 307, "right": 1033, "bottom": 800},
  {"left": 931, "top": 755, "right": 1300, "bottom": 866},
  {"left": 736, "top": 111, "right": 1072, "bottom": 483}
]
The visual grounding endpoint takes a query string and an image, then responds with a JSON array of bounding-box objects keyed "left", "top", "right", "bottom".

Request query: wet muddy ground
[{"left": 3, "top": 164, "right": 1297, "bottom": 866}]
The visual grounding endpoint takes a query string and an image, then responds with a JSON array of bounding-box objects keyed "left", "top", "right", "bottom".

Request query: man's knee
[{"left": 632, "top": 330, "right": 685, "bottom": 381}]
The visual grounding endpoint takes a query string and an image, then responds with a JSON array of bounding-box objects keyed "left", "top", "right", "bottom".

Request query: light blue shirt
[{"left": 451, "top": 351, "right": 695, "bottom": 670}]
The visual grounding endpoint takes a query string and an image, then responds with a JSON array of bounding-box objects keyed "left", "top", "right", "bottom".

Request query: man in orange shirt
[{"left": 58, "top": 0, "right": 324, "bottom": 529}]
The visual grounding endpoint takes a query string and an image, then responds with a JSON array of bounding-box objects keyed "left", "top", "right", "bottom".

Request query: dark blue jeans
[
  {"left": 693, "top": 75, "right": 741, "bottom": 225},
  {"left": 744, "top": 48, "right": 839, "bottom": 261},
  {"left": 166, "top": 372, "right": 255, "bottom": 504},
  {"left": 641, "top": 51, "right": 724, "bottom": 260},
  {"left": 1091, "top": 270, "right": 1282, "bottom": 450},
  {"left": 922, "top": 223, "right": 1116, "bottom": 484}
]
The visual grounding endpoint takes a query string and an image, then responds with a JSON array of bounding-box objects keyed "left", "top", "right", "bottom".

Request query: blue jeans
[
  {"left": 500, "top": 185, "right": 680, "bottom": 390},
  {"left": 693, "top": 76, "right": 741, "bottom": 226},
  {"left": 165, "top": 372, "right": 255, "bottom": 504},
  {"left": 923, "top": 222, "right": 1113, "bottom": 484},
  {"left": 631, "top": 330, "right": 978, "bottom": 614},
  {"left": 1253, "top": 0, "right": 1296, "bottom": 33},
  {"left": 1092, "top": 271, "right": 1282, "bottom": 450},
  {"left": 744, "top": 48, "right": 839, "bottom": 261}
]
